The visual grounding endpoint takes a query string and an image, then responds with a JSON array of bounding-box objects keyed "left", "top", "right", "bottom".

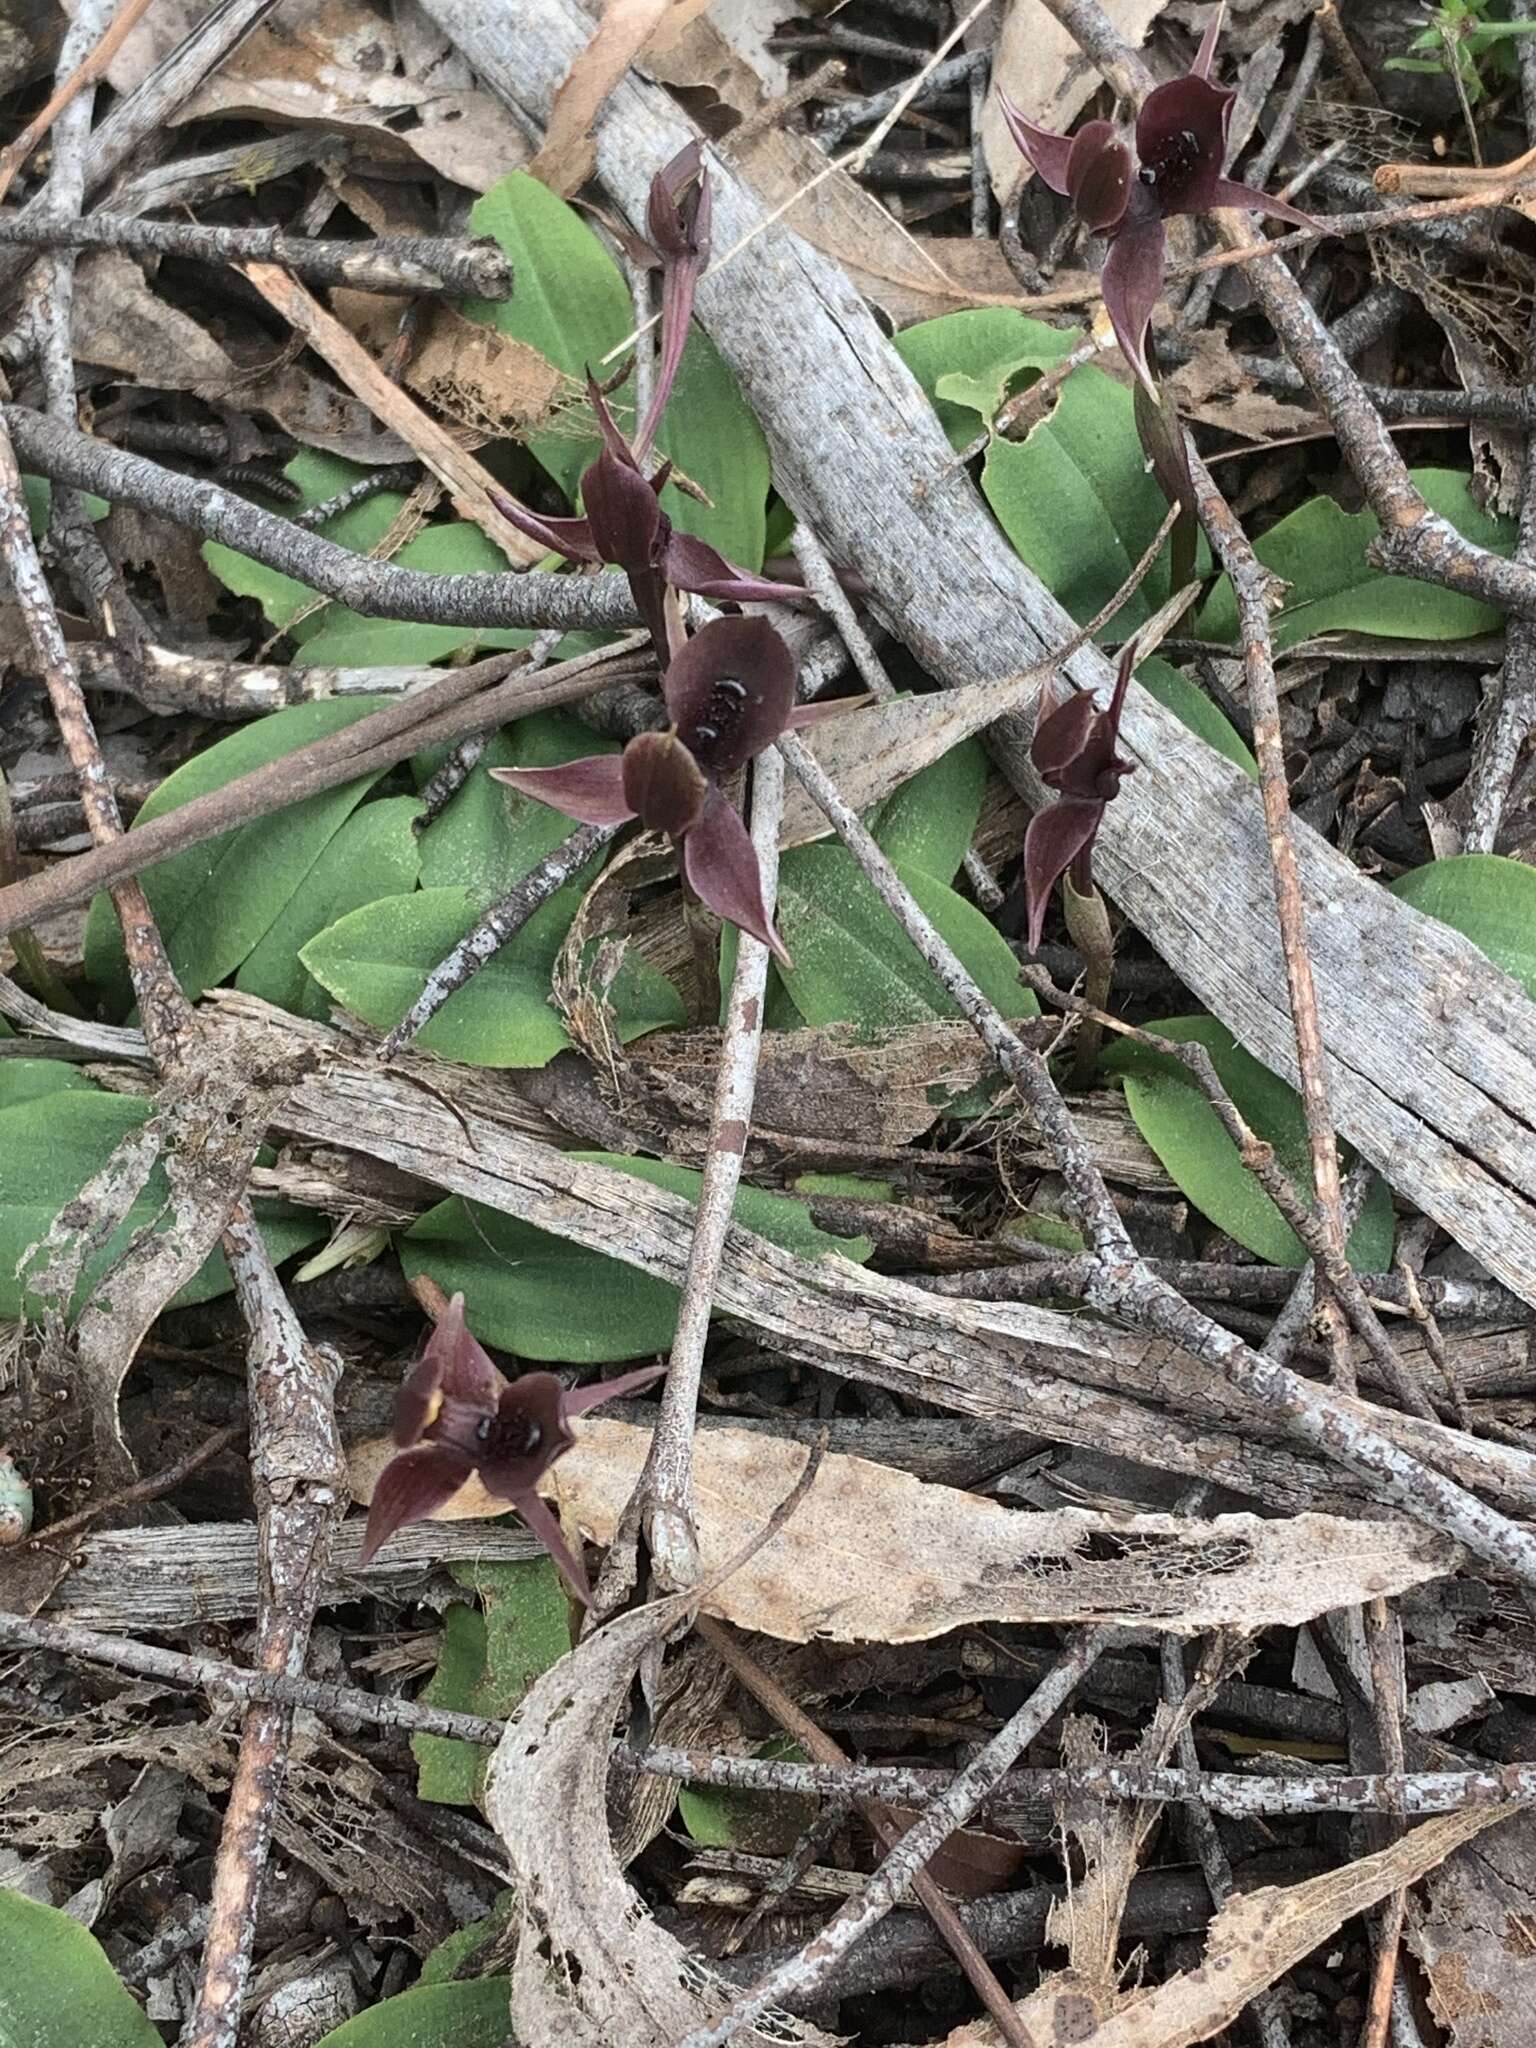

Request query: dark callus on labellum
[
  {"left": 1000, "top": 5, "right": 1314, "bottom": 396},
  {"left": 359, "top": 1292, "right": 665, "bottom": 1604},
  {"left": 493, "top": 614, "right": 850, "bottom": 965}
]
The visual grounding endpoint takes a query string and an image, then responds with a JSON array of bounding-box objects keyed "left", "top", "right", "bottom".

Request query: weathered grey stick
[
  {"left": 418, "top": 0, "right": 1536, "bottom": 1310},
  {"left": 0, "top": 212, "right": 513, "bottom": 297},
  {"left": 197, "top": 997, "right": 1536, "bottom": 1532}
]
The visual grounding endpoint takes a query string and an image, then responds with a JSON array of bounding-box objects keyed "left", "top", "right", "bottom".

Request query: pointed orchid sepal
[
  {"left": 1022, "top": 641, "right": 1138, "bottom": 953},
  {"left": 357, "top": 1292, "right": 666, "bottom": 1605}
]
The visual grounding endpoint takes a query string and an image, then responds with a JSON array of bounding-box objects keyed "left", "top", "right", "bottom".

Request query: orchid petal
[
  {"left": 585, "top": 372, "right": 641, "bottom": 470},
  {"left": 646, "top": 141, "right": 710, "bottom": 261},
  {"left": 662, "top": 529, "right": 808, "bottom": 609},
  {"left": 662, "top": 614, "right": 798, "bottom": 780},
  {"left": 1023, "top": 798, "right": 1106, "bottom": 954},
  {"left": 683, "top": 786, "right": 790, "bottom": 967},
  {"left": 622, "top": 730, "right": 710, "bottom": 839},
  {"left": 1206, "top": 176, "right": 1316, "bottom": 231},
  {"left": 510, "top": 1486, "right": 593, "bottom": 1605},
  {"left": 582, "top": 448, "right": 666, "bottom": 573},
  {"left": 487, "top": 490, "right": 601, "bottom": 566},
  {"left": 1135, "top": 73, "right": 1233, "bottom": 215},
  {"left": 638, "top": 144, "right": 712, "bottom": 458},
  {"left": 559, "top": 1360, "right": 668, "bottom": 1421},
  {"left": 997, "top": 92, "right": 1076, "bottom": 195},
  {"left": 393, "top": 1292, "right": 500, "bottom": 1447},
  {"left": 1031, "top": 689, "right": 1101, "bottom": 781},
  {"left": 490, "top": 754, "right": 636, "bottom": 828},
  {"left": 358, "top": 1443, "right": 474, "bottom": 1566},
  {"left": 1100, "top": 203, "right": 1166, "bottom": 398},
  {"left": 1191, "top": 3, "right": 1225, "bottom": 80},
  {"left": 1066, "top": 121, "right": 1133, "bottom": 233}
]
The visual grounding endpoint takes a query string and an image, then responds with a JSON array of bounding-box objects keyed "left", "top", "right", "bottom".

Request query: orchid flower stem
[{"left": 1062, "top": 876, "right": 1114, "bottom": 1087}]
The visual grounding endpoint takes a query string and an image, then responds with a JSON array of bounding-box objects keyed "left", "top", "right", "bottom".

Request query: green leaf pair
[
  {"left": 0, "top": 1086, "right": 321, "bottom": 1321},
  {"left": 400, "top": 1155, "right": 872, "bottom": 1364}
]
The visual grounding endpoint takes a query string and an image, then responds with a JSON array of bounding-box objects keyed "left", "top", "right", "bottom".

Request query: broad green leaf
[
  {"left": 1134, "top": 657, "right": 1257, "bottom": 778},
  {"left": 419, "top": 1897, "right": 515, "bottom": 1987},
  {"left": 1103, "top": 1016, "right": 1395, "bottom": 1270},
  {"left": 84, "top": 697, "right": 390, "bottom": 1011},
  {"left": 236, "top": 795, "right": 424, "bottom": 1020},
  {"left": 295, "top": 522, "right": 532, "bottom": 669},
  {"left": 792, "top": 1172, "right": 895, "bottom": 1201},
  {"left": 894, "top": 308, "right": 1077, "bottom": 451},
  {"left": 678, "top": 1736, "right": 817, "bottom": 1853},
  {"left": 466, "top": 172, "right": 631, "bottom": 501},
  {"left": 203, "top": 451, "right": 409, "bottom": 637},
  {"left": 311, "top": 1980, "right": 511, "bottom": 2048},
  {"left": 300, "top": 886, "right": 683, "bottom": 1067},
  {"left": 0, "top": 1891, "right": 162, "bottom": 2048},
  {"left": 401, "top": 1161, "right": 871, "bottom": 1363},
  {"left": 774, "top": 847, "right": 1038, "bottom": 1059},
  {"left": 467, "top": 171, "right": 769, "bottom": 569},
  {"left": 0, "top": 1091, "right": 323, "bottom": 1319},
  {"left": 1390, "top": 853, "right": 1536, "bottom": 1000},
  {"left": 0, "top": 1060, "right": 96, "bottom": 1113},
  {"left": 1195, "top": 470, "right": 1513, "bottom": 650},
  {"left": 976, "top": 364, "right": 1208, "bottom": 637},
  {"left": 414, "top": 1558, "right": 569, "bottom": 1806},
  {"left": 417, "top": 713, "right": 616, "bottom": 908},
  {"left": 869, "top": 734, "right": 988, "bottom": 883}
]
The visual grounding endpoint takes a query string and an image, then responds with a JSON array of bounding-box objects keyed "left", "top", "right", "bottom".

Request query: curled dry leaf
[
  {"left": 484, "top": 1598, "right": 839, "bottom": 2048},
  {"left": 354, "top": 1421, "right": 1460, "bottom": 1642},
  {"left": 943, "top": 1809, "right": 1513, "bottom": 2048}
]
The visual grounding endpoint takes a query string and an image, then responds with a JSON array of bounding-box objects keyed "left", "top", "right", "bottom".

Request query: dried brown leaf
[
  {"left": 948, "top": 1809, "right": 1514, "bottom": 2047},
  {"left": 332, "top": 291, "right": 578, "bottom": 443},
  {"left": 352, "top": 1421, "right": 1459, "bottom": 1641},
  {"left": 531, "top": 0, "right": 713, "bottom": 197}
]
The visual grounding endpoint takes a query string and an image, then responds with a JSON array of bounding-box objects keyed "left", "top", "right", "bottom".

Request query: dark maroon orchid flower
[
  {"left": 492, "top": 613, "right": 846, "bottom": 965},
  {"left": 359, "top": 1292, "right": 664, "bottom": 1604},
  {"left": 491, "top": 144, "right": 801, "bottom": 657},
  {"left": 1023, "top": 641, "right": 1137, "bottom": 952},
  {"left": 1001, "top": 7, "right": 1314, "bottom": 396}
]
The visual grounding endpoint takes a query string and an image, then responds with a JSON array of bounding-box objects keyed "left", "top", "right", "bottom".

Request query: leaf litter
[{"left": 6, "top": 0, "right": 1536, "bottom": 2044}]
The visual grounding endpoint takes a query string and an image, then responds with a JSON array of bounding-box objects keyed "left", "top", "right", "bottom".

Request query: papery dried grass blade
[{"left": 530, "top": 0, "right": 714, "bottom": 196}]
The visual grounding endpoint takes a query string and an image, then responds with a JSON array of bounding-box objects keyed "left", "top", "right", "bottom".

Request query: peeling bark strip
[
  {"left": 204, "top": 998, "right": 1536, "bottom": 1538},
  {"left": 418, "top": 0, "right": 1536, "bottom": 1310}
]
